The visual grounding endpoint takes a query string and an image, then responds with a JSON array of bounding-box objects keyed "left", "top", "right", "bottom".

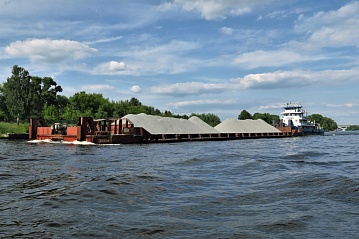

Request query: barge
[{"left": 29, "top": 114, "right": 294, "bottom": 144}]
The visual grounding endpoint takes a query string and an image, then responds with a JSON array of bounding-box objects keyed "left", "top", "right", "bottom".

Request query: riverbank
[
  {"left": 0, "top": 122, "right": 29, "bottom": 139},
  {"left": 0, "top": 122, "right": 28, "bottom": 132},
  {"left": 0, "top": 133, "right": 29, "bottom": 139}
]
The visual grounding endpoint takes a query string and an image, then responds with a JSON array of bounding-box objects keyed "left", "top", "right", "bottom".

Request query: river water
[{"left": 1, "top": 132, "right": 358, "bottom": 238}]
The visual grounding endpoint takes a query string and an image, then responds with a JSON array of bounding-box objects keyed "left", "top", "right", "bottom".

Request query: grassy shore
[{"left": 0, "top": 122, "right": 29, "bottom": 134}]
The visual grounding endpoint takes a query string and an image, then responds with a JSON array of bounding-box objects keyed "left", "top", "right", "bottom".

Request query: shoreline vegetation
[{"left": 0, "top": 122, "right": 29, "bottom": 135}]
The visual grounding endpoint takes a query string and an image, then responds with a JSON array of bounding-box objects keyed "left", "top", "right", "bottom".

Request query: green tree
[
  {"left": 163, "top": 110, "right": 173, "bottom": 117},
  {"left": 308, "top": 114, "right": 337, "bottom": 131},
  {"left": 28, "top": 76, "right": 43, "bottom": 117},
  {"left": 321, "top": 117, "right": 337, "bottom": 131},
  {"left": 1, "top": 65, "right": 63, "bottom": 123},
  {"left": 0, "top": 84, "right": 9, "bottom": 121},
  {"left": 252, "top": 112, "right": 279, "bottom": 124},
  {"left": 112, "top": 101, "right": 126, "bottom": 118},
  {"left": 56, "top": 95, "right": 70, "bottom": 119},
  {"left": 238, "top": 110, "right": 252, "bottom": 120},
  {"left": 111, "top": 97, "right": 168, "bottom": 117},
  {"left": 60, "top": 105, "right": 82, "bottom": 123},
  {"left": 43, "top": 104, "right": 58, "bottom": 124},
  {"left": 2, "top": 66, "right": 32, "bottom": 123},
  {"left": 347, "top": 125, "right": 359, "bottom": 130},
  {"left": 190, "top": 113, "right": 221, "bottom": 127},
  {"left": 29, "top": 76, "right": 63, "bottom": 118},
  {"left": 307, "top": 114, "right": 323, "bottom": 124},
  {"left": 41, "top": 77, "right": 63, "bottom": 106},
  {"left": 94, "top": 105, "right": 108, "bottom": 119},
  {"left": 308, "top": 114, "right": 338, "bottom": 131},
  {"left": 68, "top": 91, "right": 112, "bottom": 118},
  {"left": 129, "top": 97, "right": 141, "bottom": 106}
]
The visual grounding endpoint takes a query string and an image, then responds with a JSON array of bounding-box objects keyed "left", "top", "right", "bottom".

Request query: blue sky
[{"left": 1, "top": 0, "right": 358, "bottom": 124}]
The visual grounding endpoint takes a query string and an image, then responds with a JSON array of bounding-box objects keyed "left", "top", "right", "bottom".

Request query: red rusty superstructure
[
  {"left": 29, "top": 116, "right": 296, "bottom": 144},
  {"left": 274, "top": 122, "right": 303, "bottom": 136}
]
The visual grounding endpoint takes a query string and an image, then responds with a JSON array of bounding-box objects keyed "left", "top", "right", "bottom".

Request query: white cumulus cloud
[
  {"left": 130, "top": 85, "right": 141, "bottom": 93},
  {"left": 80, "top": 84, "right": 114, "bottom": 92},
  {"left": 149, "top": 68, "right": 359, "bottom": 96},
  {"left": 294, "top": 1, "right": 359, "bottom": 48},
  {"left": 4, "top": 39, "right": 97, "bottom": 62},
  {"left": 109, "top": 61, "right": 126, "bottom": 71},
  {"left": 231, "top": 68, "right": 359, "bottom": 89},
  {"left": 95, "top": 60, "right": 128, "bottom": 75},
  {"left": 158, "top": 0, "right": 275, "bottom": 20},
  {"left": 150, "top": 82, "right": 230, "bottom": 96},
  {"left": 234, "top": 50, "right": 325, "bottom": 69},
  {"left": 168, "top": 99, "right": 236, "bottom": 108},
  {"left": 94, "top": 40, "right": 201, "bottom": 76},
  {"left": 220, "top": 27, "right": 233, "bottom": 35}
]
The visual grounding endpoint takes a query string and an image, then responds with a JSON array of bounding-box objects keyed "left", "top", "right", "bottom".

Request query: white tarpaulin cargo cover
[
  {"left": 214, "top": 118, "right": 281, "bottom": 133},
  {"left": 123, "top": 113, "right": 220, "bottom": 135},
  {"left": 122, "top": 114, "right": 280, "bottom": 135}
]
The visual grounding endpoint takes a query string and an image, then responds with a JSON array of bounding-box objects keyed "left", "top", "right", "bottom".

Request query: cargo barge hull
[{"left": 29, "top": 117, "right": 295, "bottom": 144}]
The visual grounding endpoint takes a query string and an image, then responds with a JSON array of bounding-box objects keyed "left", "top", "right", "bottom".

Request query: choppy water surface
[{"left": 1, "top": 132, "right": 359, "bottom": 238}]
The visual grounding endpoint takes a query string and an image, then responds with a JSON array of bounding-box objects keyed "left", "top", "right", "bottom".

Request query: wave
[{"left": 27, "top": 139, "right": 95, "bottom": 145}]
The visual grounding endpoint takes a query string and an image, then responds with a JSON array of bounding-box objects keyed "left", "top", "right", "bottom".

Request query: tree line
[
  {"left": 238, "top": 109, "right": 338, "bottom": 131},
  {"left": 0, "top": 65, "right": 63, "bottom": 124},
  {"left": 307, "top": 114, "right": 338, "bottom": 132},
  {"left": 0, "top": 66, "right": 222, "bottom": 126},
  {"left": 238, "top": 109, "right": 280, "bottom": 124},
  {"left": 1, "top": 65, "right": 338, "bottom": 130},
  {"left": 347, "top": 125, "right": 359, "bottom": 130}
]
